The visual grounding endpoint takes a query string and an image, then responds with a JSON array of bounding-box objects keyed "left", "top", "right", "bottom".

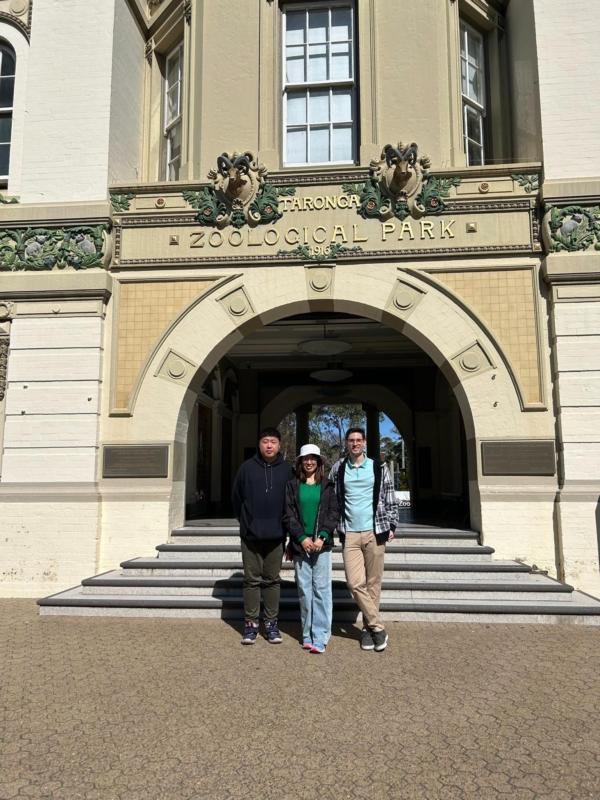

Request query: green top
[{"left": 298, "top": 481, "right": 329, "bottom": 543}]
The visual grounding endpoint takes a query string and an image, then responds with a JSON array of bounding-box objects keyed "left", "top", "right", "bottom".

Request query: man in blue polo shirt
[{"left": 330, "top": 427, "right": 399, "bottom": 651}]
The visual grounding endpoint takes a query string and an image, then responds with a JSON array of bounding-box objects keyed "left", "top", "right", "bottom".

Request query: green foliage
[
  {"left": 249, "top": 182, "right": 292, "bottom": 225},
  {"left": 415, "top": 175, "right": 461, "bottom": 215},
  {"left": 308, "top": 404, "right": 370, "bottom": 465},
  {"left": 110, "top": 193, "right": 134, "bottom": 212},
  {"left": 183, "top": 187, "right": 226, "bottom": 226},
  {"left": 0, "top": 226, "right": 106, "bottom": 271},
  {"left": 282, "top": 243, "right": 363, "bottom": 262},
  {"left": 511, "top": 173, "right": 540, "bottom": 194},
  {"left": 548, "top": 205, "right": 600, "bottom": 252}
]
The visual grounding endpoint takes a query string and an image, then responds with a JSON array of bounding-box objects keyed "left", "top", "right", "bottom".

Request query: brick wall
[{"left": 534, "top": 0, "right": 600, "bottom": 179}]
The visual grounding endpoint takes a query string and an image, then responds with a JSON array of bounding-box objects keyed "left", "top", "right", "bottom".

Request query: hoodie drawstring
[{"left": 264, "top": 462, "right": 273, "bottom": 493}]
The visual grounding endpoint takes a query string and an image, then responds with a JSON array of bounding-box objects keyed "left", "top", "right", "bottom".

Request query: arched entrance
[{"left": 98, "top": 263, "right": 557, "bottom": 577}]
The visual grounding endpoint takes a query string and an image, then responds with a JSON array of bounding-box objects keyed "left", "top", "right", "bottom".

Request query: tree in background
[
  {"left": 278, "top": 404, "right": 407, "bottom": 473},
  {"left": 278, "top": 412, "right": 296, "bottom": 461},
  {"left": 308, "top": 404, "right": 368, "bottom": 464}
]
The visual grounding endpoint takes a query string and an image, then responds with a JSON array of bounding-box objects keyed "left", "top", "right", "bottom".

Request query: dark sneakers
[
  {"left": 360, "top": 628, "right": 375, "bottom": 650},
  {"left": 241, "top": 621, "right": 259, "bottom": 645},
  {"left": 264, "top": 619, "right": 283, "bottom": 644},
  {"left": 372, "top": 629, "right": 389, "bottom": 652}
]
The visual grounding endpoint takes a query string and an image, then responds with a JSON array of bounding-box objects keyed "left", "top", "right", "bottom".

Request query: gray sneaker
[
  {"left": 372, "top": 629, "right": 389, "bottom": 652},
  {"left": 360, "top": 628, "right": 374, "bottom": 650}
]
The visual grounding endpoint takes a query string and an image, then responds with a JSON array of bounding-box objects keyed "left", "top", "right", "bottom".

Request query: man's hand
[{"left": 387, "top": 530, "right": 395, "bottom": 542}]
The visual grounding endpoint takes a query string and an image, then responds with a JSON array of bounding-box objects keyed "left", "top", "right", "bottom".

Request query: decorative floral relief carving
[
  {"left": 342, "top": 142, "right": 460, "bottom": 222},
  {"left": 0, "top": 225, "right": 109, "bottom": 271},
  {"left": 512, "top": 174, "right": 540, "bottom": 194},
  {"left": 110, "top": 193, "right": 134, "bottom": 213},
  {"left": 543, "top": 204, "right": 600, "bottom": 253},
  {"left": 183, "top": 151, "right": 295, "bottom": 229},
  {"left": 282, "top": 243, "right": 363, "bottom": 262}
]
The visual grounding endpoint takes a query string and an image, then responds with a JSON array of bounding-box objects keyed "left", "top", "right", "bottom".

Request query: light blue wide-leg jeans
[{"left": 294, "top": 550, "right": 333, "bottom": 647}]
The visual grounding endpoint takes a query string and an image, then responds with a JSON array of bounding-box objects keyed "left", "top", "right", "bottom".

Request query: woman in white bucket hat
[{"left": 283, "top": 444, "right": 339, "bottom": 653}]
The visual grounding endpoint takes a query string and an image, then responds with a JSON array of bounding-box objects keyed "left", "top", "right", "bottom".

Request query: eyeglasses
[{"left": 347, "top": 438, "right": 364, "bottom": 444}]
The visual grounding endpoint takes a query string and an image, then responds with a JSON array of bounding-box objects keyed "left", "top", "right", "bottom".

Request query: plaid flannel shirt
[{"left": 329, "top": 458, "right": 399, "bottom": 536}]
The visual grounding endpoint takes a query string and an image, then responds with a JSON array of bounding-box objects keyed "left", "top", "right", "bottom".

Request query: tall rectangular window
[
  {"left": 0, "top": 43, "right": 16, "bottom": 184},
  {"left": 283, "top": 3, "right": 356, "bottom": 166},
  {"left": 460, "top": 21, "right": 486, "bottom": 166},
  {"left": 164, "top": 43, "right": 183, "bottom": 181}
]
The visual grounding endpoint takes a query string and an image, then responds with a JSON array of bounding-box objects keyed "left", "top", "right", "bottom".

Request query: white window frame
[
  {"left": 0, "top": 41, "right": 16, "bottom": 184},
  {"left": 282, "top": 1, "right": 357, "bottom": 167},
  {"left": 163, "top": 42, "right": 183, "bottom": 181},
  {"left": 460, "top": 20, "right": 486, "bottom": 166}
]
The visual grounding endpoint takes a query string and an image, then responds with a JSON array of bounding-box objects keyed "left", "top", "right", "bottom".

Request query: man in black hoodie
[{"left": 232, "top": 427, "right": 293, "bottom": 645}]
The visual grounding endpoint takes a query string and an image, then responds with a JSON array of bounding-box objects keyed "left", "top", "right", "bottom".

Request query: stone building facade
[{"left": 0, "top": 0, "right": 599, "bottom": 600}]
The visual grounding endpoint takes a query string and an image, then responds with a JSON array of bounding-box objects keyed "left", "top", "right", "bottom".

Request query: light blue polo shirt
[{"left": 344, "top": 457, "right": 374, "bottom": 532}]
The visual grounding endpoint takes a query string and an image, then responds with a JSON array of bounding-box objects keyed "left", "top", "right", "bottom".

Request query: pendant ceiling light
[
  {"left": 298, "top": 322, "right": 352, "bottom": 356},
  {"left": 310, "top": 368, "right": 353, "bottom": 383}
]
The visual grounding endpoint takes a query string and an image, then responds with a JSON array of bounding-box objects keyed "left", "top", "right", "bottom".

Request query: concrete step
[
  {"left": 38, "top": 587, "right": 600, "bottom": 624},
  {"left": 155, "top": 543, "right": 495, "bottom": 563},
  {"left": 119, "top": 557, "right": 538, "bottom": 581},
  {"left": 169, "top": 530, "right": 481, "bottom": 547},
  {"left": 80, "top": 571, "right": 574, "bottom": 602}
]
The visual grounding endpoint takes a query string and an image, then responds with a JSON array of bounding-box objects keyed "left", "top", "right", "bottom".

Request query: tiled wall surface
[
  {"left": 114, "top": 280, "right": 215, "bottom": 409},
  {"left": 432, "top": 269, "right": 542, "bottom": 404}
]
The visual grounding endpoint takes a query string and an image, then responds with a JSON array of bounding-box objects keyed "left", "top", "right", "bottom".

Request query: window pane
[
  {"left": 167, "top": 52, "right": 180, "bottom": 88},
  {"left": 466, "top": 106, "right": 482, "bottom": 143},
  {"left": 331, "top": 89, "right": 351, "bottom": 122},
  {"left": 467, "top": 139, "right": 483, "bottom": 166},
  {"left": 331, "top": 8, "right": 351, "bottom": 41},
  {"left": 168, "top": 157, "right": 180, "bottom": 181},
  {"left": 0, "top": 143, "right": 9, "bottom": 176},
  {"left": 286, "top": 48, "right": 305, "bottom": 83},
  {"left": 307, "top": 44, "right": 327, "bottom": 81},
  {"left": 287, "top": 128, "right": 307, "bottom": 164},
  {"left": 167, "top": 84, "right": 180, "bottom": 122},
  {"left": 169, "top": 123, "right": 181, "bottom": 160},
  {"left": 309, "top": 127, "right": 329, "bottom": 162},
  {"left": 331, "top": 42, "right": 351, "bottom": 80},
  {"left": 286, "top": 11, "right": 305, "bottom": 45},
  {"left": 0, "top": 76, "right": 14, "bottom": 108},
  {"left": 468, "top": 63, "right": 482, "bottom": 104},
  {"left": 460, "top": 57, "right": 468, "bottom": 96},
  {"left": 0, "top": 114, "right": 12, "bottom": 142},
  {"left": 468, "top": 31, "right": 482, "bottom": 66},
  {"left": 332, "top": 126, "right": 352, "bottom": 161},
  {"left": 308, "top": 10, "right": 328, "bottom": 43},
  {"left": 309, "top": 90, "right": 329, "bottom": 123},
  {"left": 0, "top": 48, "right": 15, "bottom": 77},
  {"left": 287, "top": 91, "right": 306, "bottom": 124}
]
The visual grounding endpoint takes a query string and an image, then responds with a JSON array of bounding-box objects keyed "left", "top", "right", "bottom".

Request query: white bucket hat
[{"left": 299, "top": 444, "right": 321, "bottom": 458}]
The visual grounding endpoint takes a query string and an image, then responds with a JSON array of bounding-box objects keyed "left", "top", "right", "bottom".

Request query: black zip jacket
[
  {"left": 231, "top": 453, "right": 293, "bottom": 544},
  {"left": 283, "top": 478, "right": 339, "bottom": 556}
]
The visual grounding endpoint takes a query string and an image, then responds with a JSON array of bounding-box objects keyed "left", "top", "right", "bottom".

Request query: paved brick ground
[{"left": 1, "top": 600, "right": 599, "bottom": 800}]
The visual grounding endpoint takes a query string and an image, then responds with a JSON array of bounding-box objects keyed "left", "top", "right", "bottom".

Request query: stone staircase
[{"left": 38, "top": 519, "right": 600, "bottom": 623}]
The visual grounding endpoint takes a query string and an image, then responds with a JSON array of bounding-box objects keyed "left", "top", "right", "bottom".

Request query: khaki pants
[{"left": 342, "top": 530, "right": 385, "bottom": 631}]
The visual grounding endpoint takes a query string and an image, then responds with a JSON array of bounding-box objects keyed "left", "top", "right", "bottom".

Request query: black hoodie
[{"left": 231, "top": 452, "right": 294, "bottom": 544}]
